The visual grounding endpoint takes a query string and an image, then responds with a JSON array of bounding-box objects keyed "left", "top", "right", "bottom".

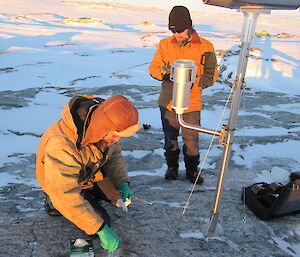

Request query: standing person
[
  {"left": 149, "top": 6, "right": 218, "bottom": 184},
  {"left": 36, "top": 94, "right": 141, "bottom": 253}
]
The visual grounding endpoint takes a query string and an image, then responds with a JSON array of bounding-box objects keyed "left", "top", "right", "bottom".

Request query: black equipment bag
[{"left": 241, "top": 171, "right": 300, "bottom": 220}]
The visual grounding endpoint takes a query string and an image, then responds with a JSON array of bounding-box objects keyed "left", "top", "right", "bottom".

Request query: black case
[{"left": 241, "top": 171, "right": 300, "bottom": 220}]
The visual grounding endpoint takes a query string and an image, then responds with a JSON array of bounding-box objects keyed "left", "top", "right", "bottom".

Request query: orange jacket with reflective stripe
[{"left": 149, "top": 30, "right": 218, "bottom": 112}]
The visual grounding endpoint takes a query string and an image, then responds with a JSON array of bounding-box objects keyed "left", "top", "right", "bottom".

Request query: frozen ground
[{"left": 0, "top": 1, "right": 300, "bottom": 256}]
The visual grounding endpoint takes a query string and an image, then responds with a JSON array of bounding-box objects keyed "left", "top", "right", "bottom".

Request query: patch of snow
[
  {"left": 122, "top": 150, "right": 150, "bottom": 158},
  {"left": 128, "top": 171, "right": 162, "bottom": 177},
  {"left": 179, "top": 231, "right": 205, "bottom": 239},
  {"left": 0, "top": 172, "right": 17, "bottom": 187},
  {"left": 254, "top": 167, "right": 292, "bottom": 184}
]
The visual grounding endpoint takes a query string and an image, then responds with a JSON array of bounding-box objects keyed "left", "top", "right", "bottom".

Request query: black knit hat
[{"left": 168, "top": 6, "right": 192, "bottom": 32}]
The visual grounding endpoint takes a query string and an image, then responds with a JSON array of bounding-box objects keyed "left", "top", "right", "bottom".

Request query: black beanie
[{"left": 168, "top": 6, "right": 192, "bottom": 31}]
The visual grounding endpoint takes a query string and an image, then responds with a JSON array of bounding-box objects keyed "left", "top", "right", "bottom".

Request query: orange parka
[
  {"left": 149, "top": 30, "right": 218, "bottom": 112},
  {"left": 36, "top": 95, "right": 129, "bottom": 235}
]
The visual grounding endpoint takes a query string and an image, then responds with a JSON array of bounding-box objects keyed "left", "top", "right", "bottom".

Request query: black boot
[
  {"left": 186, "top": 170, "right": 204, "bottom": 184},
  {"left": 164, "top": 145, "right": 179, "bottom": 181},
  {"left": 185, "top": 163, "right": 204, "bottom": 184},
  {"left": 165, "top": 166, "right": 178, "bottom": 180},
  {"left": 44, "top": 194, "right": 62, "bottom": 216},
  {"left": 185, "top": 157, "right": 204, "bottom": 185}
]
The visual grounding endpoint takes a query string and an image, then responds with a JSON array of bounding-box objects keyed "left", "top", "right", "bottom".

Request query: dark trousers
[
  {"left": 45, "top": 179, "right": 117, "bottom": 232},
  {"left": 81, "top": 178, "right": 120, "bottom": 228},
  {"left": 44, "top": 186, "right": 111, "bottom": 226},
  {"left": 82, "top": 185, "right": 112, "bottom": 227},
  {"left": 159, "top": 106, "right": 200, "bottom": 169}
]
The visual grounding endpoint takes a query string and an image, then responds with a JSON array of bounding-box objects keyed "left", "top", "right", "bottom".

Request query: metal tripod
[{"left": 206, "top": 9, "right": 271, "bottom": 236}]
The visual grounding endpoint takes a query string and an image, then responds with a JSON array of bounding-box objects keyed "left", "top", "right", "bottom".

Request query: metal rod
[
  {"left": 177, "top": 114, "right": 222, "bottom": 137},
  {"left": 134, "top": 197, "right": 153, "bottom": 205},
  {"left": 206, "top": 10, "right": 260, "bottom": 236}
]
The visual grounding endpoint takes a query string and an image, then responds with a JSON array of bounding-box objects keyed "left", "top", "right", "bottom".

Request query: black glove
[
  {"left": 201, "top": 84, "right": 210, "bottom": 89},
  {"left": 162, "top": 72, "right": 171, "bottom": 81},
  {"left": 143, "top": 124, "right": 151, "bottom": 130}
]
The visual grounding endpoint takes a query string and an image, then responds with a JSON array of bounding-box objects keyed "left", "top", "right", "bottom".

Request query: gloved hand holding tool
[
  {"left": 96, "top": 224, "right": 120, "bottom": 253},
  {"left": 117, "top": 182, "right": 134, "bottom": 201}
]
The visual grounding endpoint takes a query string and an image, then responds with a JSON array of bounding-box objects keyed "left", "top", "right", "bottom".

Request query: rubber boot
[
  {"left": 165, "top": 166, "right": 178, "bottom": 180},
  {"left": 187, "top": 170, "right": 204, "bottom": 184},
  {"left": 185, "top": 161, "right": 204, "bottom": 185},
  {"left": 165, "top": 160, "right": 179, "bottom": 180},
  {"left": 164, "top": 148, "right": 180, "bottom": 180}
]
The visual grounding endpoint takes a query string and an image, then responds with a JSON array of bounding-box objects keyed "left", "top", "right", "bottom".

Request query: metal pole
[
  {"left": 177, "top": 114, "right": 222, "bottom": 137},
  {"left": 206, "top": 10, "right": 263, "bottom": 236}
]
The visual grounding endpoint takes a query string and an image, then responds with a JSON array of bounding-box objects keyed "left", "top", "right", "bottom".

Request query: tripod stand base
[{"left": 203, "top": 213, "right": 224, "bottom": 237}]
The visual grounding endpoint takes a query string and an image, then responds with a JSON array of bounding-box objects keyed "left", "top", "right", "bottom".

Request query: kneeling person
[{"left": 36, "top": 94, "right": 141, "bottom": 253}]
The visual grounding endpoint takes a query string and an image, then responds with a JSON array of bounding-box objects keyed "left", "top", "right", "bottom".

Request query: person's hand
[
  {"left": 201, "top": 84, "right": 210, "bottom": 89},
  {"left": 162, "top": 62, "right": 171, "bottom": 71},
  {"left": 117, "top": 182, "right": 134, "bottom": 201},
  {"left": 96, "top": 224, "right": 120, "bottom": 252},
  {"left": 161, "top": 62, "right": 171, "bottom": 81},
  {"left": 162, "top": 72, "right": 171, "bottom": 81}
]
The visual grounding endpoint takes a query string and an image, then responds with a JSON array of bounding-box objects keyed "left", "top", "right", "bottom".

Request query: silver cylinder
[{"left": 171, "top": 59, "right": 197, "bottom": 114}]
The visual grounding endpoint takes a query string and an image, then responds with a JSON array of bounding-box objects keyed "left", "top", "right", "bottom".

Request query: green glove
[
  {"left": 96, "top": 224, "right": 120, "bottom": 253},
  {"left": 117, "top": 182, "right": 134, "bottom": 201}
]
